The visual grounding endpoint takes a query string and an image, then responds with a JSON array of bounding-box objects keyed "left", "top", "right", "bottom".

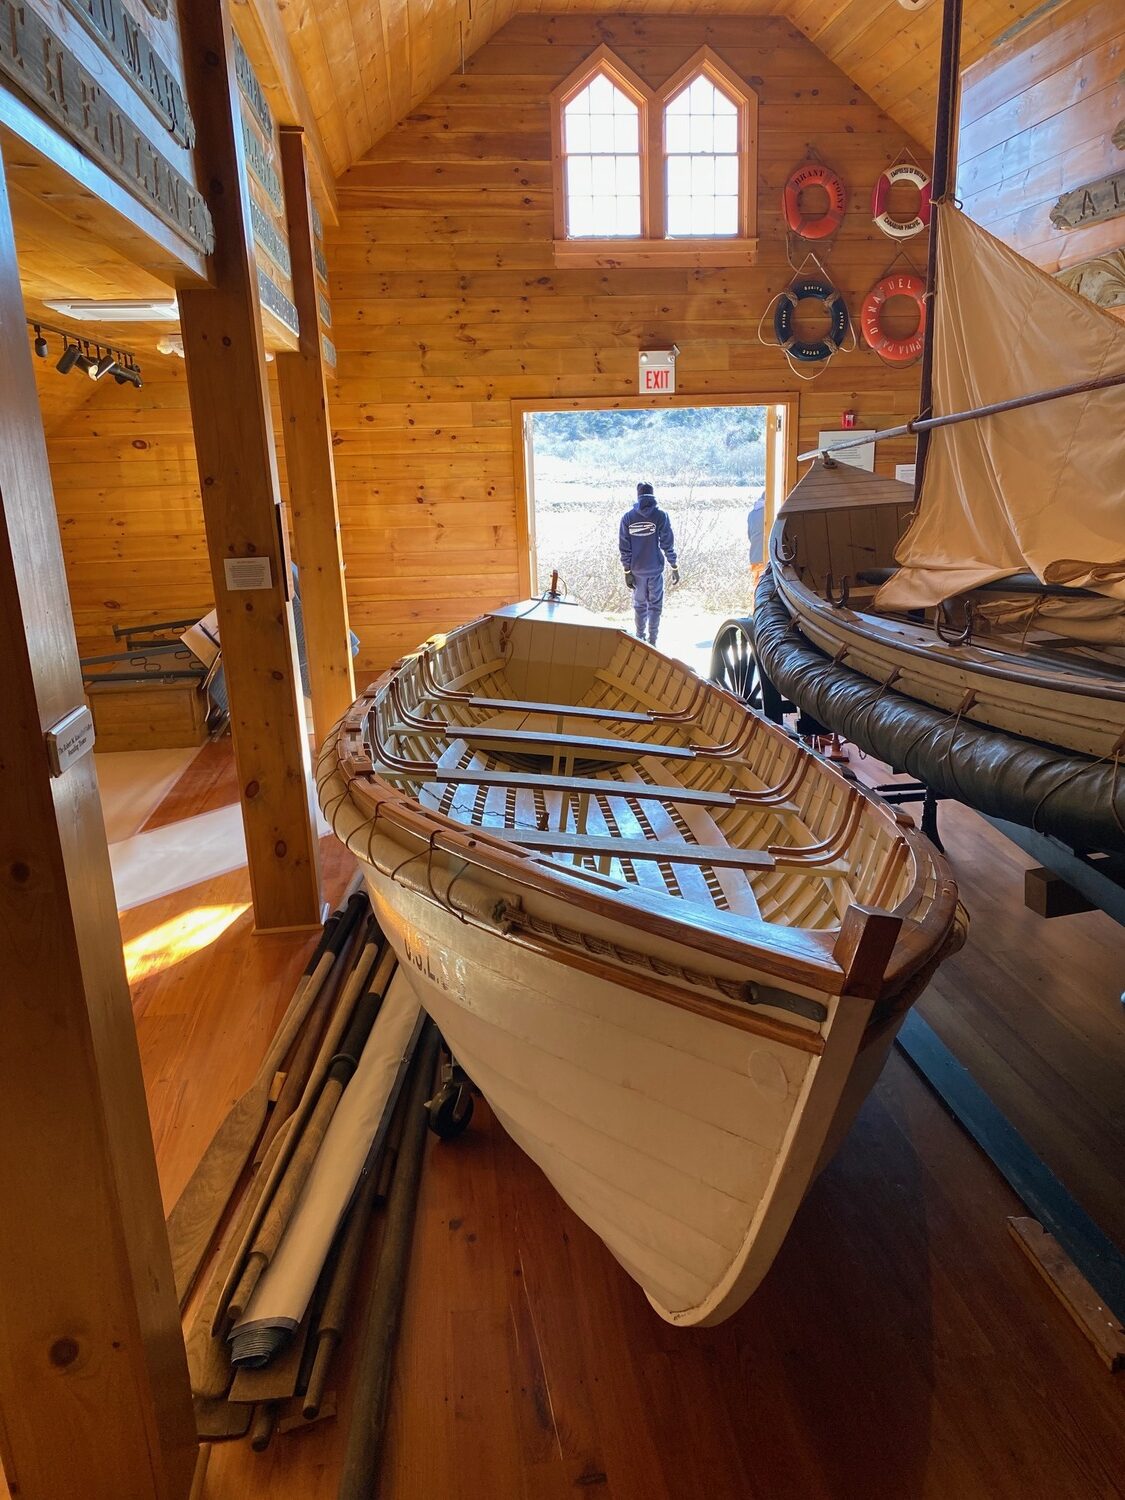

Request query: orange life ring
[
  {"left": 861, "top": 272, "right": 927, "bottom": 363},
  {"left": 871, "top": 163, "right": 931, "bottom": 239},
  {"left": 783, "top": 161, "right": 847, "bottom": 240}
]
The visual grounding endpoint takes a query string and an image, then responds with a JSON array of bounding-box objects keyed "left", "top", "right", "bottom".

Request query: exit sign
[{"left": 639, "top": 349, "right": 677, "bottom": 394}]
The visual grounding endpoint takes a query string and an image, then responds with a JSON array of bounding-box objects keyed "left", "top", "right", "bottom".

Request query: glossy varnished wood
[
  {"left": 66, "top": 739, "right": 1125, "bottom": 1499},
  {"left": 178, "top": 0, "right": 322, "bottom": 930},
  {"left": 0, "top": 153, "right": 196, "bottom": 1498}
]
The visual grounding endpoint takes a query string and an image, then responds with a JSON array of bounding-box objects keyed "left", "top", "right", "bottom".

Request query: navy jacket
[{"left": 619, "top": 494, "right": 677, "bottom": 575}]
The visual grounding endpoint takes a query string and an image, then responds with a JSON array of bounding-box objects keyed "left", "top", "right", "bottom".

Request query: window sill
[{"left": 552, "top": 237, "right": 759, "bottom": 269}]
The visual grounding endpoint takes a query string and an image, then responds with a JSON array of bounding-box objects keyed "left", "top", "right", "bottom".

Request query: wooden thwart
[
  {"left": 499, "top": 827, "right": 776, "bottom": 870},
  {"left": 455, "top": 725, "right": 695, "bottom": 760}
]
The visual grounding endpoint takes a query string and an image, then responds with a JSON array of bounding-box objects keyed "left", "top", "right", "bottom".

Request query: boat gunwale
[
  {"left": 770, "top": 513, "right": 1125, "bottom": 707},
  {"left": 331, "top": 617, "right": 959, "bottom": 1004}
]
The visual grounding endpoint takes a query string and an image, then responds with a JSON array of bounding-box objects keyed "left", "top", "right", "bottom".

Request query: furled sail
[{"left": 875, "top": 207, "right": 1125, "bottom": 611}]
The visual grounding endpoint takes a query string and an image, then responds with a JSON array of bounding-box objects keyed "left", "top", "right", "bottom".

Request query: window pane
[
  {"left": 714, "top": 196, "right": 739, "bottom": 235},
  {"left": 563, "top": 72, "right": 642, "bottom": 239},
  {"left": 662, "top": 70, "right": 744, "bottom": 239},
  {"left": 566, "top": 111, "right": 591, "bottom": 153}
]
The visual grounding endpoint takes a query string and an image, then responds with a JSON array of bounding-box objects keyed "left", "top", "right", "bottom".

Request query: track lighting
[{"left": 33, "top": 320, "right": 141, "bottom": 392}]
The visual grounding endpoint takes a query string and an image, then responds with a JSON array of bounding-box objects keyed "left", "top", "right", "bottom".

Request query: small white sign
[
  {"left": 46, "top": 704, "right": 95, "bottom": 777},
  {"left": 895, "top": 463, "right": 916, "bottom": 485},
  {"left": 818, "top": 429, "right": 876, "bottom": 471},
  {"left": 224, "top": 556, "right": 273, "bottom": 591},
  {"left": 639, "top": 349, "right": 677, "bottom": 395}
]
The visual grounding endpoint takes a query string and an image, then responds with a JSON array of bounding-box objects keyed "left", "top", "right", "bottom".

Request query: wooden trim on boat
[{"left": 501, "top": 829, "right": 778, "bottom": 870}]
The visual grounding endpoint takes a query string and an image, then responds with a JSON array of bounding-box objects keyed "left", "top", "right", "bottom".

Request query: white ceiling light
[{"left": 45, "top": 299, "right": 179, "bottom": 322}]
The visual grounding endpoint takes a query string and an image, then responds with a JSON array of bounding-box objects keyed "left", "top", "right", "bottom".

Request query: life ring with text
[
  {"left": 783, "top": 161, "right": 847, "bottom": 240},
  {"left": 774, "top": 277, "right": 850, "bottom": 363},
  {"left": 860, "top": 273, "right": 927, "bottom": 363},
  {"left": 872, "top": 163, "right": 931, "bottom": 239}
]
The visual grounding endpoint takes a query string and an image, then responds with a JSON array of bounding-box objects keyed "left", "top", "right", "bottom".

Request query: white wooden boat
[{"left": 317, "top": 598, "right": 962, "bottom": 1326}]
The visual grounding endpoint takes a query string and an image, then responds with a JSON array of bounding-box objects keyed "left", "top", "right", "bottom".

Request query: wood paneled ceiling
[{"left": 271, "top": 0, "right": 1053, "bottom": 172}]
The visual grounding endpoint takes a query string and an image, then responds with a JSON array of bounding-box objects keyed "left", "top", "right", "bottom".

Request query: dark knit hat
[{"left": 637, "top": 481, "right": 654, "bottom": 499}]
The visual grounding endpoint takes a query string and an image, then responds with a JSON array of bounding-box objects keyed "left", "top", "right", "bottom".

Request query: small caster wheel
[{"left": 426, "top": 1082, "right": 474, "bottom": 1139}]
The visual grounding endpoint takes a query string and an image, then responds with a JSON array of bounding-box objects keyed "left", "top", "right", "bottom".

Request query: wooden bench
[
  {"left": 497, "top": 828, "right": 776, "bottom": 870},
  {"left": 385, "top": 766, "right": 739, "bottom": 807},
  {"left": 454, "top": 726, "right": 695, "bottom": 762},
  {"left": 462, "top": 696, "right": 656, "bottom": 724}
]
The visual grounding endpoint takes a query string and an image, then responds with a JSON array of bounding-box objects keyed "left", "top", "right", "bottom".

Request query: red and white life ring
[
  {"left": 872, "top": 163, "right": 931, "bottom": 240},
  {"left": 783, "top": 161, "right": 847, "bottom": 240},
  {"left": 860, "top": 272, "right": 927, "bottom": 363}
]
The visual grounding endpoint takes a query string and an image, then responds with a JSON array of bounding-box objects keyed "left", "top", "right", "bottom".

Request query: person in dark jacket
[{"left": 619, "top": 481, "right": 679, "bottom": 646}]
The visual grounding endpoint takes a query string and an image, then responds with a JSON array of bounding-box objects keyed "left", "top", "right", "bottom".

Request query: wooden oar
[
  {"left": 167, "top": 884, "right": 367, "bottom": 1305},
  {"left": 253, "top": 911, "right": 381, "bottom": 1168},
  {"left": 220, "top": 948, "right": 398, "bottom": 1332},
  {"left": 337, "top": 1023, "right": 440, "bottom": 1500}
]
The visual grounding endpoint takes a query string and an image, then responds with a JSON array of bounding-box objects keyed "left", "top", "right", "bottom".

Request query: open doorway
[{"left": 518, "top": 397, "right": 790, "bottom": 673}]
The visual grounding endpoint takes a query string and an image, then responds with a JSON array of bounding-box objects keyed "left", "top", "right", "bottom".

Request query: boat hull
[{"left": 358, "top": 858, "right": 883, "bottom": 1327}]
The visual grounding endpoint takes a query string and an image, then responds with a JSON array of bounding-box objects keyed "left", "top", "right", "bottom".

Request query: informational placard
[
  {"left": 224, "top": 556, "right": 273, "bottom": 591},
  {"left": 895, "top": 463, "right": 916, "bottom": 485},
  {"left": 639, "top": 350, "right": 677, "bottom": 394},
  {"left": 818, "top": 430, "right": 876, "bottom": 471},
  {"left": 45, "top": 705, "right": 95, "bottom": 776}
]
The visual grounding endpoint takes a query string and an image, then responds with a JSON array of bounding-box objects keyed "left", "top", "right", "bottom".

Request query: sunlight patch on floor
[{"left": 124, "top": 903, "right": 250, "bottom": 984}]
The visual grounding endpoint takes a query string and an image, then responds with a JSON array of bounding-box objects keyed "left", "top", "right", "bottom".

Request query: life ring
[
  {"left": 872, "top": 163, "right": 931, "bottom": 239},
  {"left": 783, "top": 161, "right": 847, "bottom": 240},
  {"left": 860, "top": 272, "right": 927, "bottom": 363},
  {"left": 774, "top": 277, "right": 850, "bottom": 363}
]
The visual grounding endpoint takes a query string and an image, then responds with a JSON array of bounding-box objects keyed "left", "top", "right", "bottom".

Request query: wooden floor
[{"left": 19, "top": 741, "right": 1125, "bottom": 1498}]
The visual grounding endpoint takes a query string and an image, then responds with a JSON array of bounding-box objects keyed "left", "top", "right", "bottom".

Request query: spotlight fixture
[{"left": 32, "top": 320, "right": 141, "bottom": 392}]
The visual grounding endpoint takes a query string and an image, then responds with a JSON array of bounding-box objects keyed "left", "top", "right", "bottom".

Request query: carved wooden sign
[
  {"left": 0, "top": 0, "right": 214, "bottom": 253},
  {"left": 59, "top": 0, "right": 194, "bottom": 146},
  {"left": 233, "top": 32, "right": 272, "bottom": 139},
  {"left": 1050, "top": 170, "right": 1125, "bottom": 231}
]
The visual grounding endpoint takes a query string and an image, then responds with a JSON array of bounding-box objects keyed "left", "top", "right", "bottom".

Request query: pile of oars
[{"left": 168, "top": 879, "right": 440, "bottom": 1465}]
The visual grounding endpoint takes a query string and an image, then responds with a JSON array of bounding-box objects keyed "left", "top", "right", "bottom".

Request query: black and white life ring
[
  {"left": 872, "top": 163, "right": 932, "bottom": 240},
  {"left": 774, "top": 277, "right": 850, "bottom": 363}
]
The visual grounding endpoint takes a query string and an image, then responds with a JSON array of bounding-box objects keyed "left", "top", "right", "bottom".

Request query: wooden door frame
[{"left": 511, "top": 391, "right": 798, "bottom": 598}]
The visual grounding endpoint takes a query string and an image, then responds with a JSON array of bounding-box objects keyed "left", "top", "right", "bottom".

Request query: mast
[{"left": 913, "top": 0, "right": 965, "bottom": 504}]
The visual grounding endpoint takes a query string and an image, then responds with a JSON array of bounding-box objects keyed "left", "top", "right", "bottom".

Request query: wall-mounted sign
[
  {"left": 321, "top": 335, "right": 337, "bottom": 369},
  {"left": 224, "top": 556, "right": 273, "bottom": 591},
  {"left": 1056, "top": 251, "right": 1125, "bottom": 311},
  {"left": 45, "top": 705, "right": 95, "bottom": 777},
  {"left": 60, "top": 0, "right": 194, "bottom": 146},
  {"left": 639, "top": 348, "right": 677, "bottom": 394},
  {"left": 1050, "top": 170, "right": 1125, "bottom": 231},
  {"left": 241, "top": 115, "right": 284, "bottom": 213},
  {"left": 0, "top": 1, "right": 214, "bottom": 253},
  {"left": 250, "top": 197, "right": 292, "bottom": 278},
  {"left": 257, "top": 267, "right": 299, "bottom": 337},
  {"left": 233, "top": 32, "right": 273, "bottom": 139},
  {"left": 819, "top": 430, "right": 876, "bottom": 471}
]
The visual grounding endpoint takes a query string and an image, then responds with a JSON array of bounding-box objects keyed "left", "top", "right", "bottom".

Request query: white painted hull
[{"left": 361, "top": 861, "right": 887, "bottom": 1326}]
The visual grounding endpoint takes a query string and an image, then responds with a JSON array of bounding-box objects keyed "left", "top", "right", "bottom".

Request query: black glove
[
  {"left": 671, "top": 567, "right": 681, "bottom": 587},
  {"left": 624, "top": 570, "right": 636, "bottom": 590}
]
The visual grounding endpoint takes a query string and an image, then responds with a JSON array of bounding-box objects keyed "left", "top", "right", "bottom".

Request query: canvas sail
[{"left": 875, "top": 207, "right": 1125, "bottom": 612}]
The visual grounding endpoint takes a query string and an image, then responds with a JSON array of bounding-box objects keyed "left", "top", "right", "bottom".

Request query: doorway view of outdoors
[{"left": 524, "top": 402, "right": 783, "bottom": 674}]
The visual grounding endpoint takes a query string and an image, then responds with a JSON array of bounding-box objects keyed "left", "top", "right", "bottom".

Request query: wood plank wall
[
  {"left": 328, "top": 14, "right": 927, "bottom": 675},
  {"left": 957, "top": 0, "right": 1125, "bottom": 274},
  {"left": 36, "top": 14, "right": 928, "bottom": 673},
  {"left": 34, "top": 355, "right": 293, "bottom": 656}
]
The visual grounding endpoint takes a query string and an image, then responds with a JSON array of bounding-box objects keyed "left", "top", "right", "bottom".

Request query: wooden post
[
  {"left": 275, "top": 127, "right": 355, "bottom": 747},
  {"left": 178, "top": 0, "right": 322, "bottom": 931},
  {"left": 0, "top": 150, "right": 196, "bottom": 1500}
]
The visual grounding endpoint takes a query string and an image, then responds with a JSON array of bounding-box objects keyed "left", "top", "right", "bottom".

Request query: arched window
[
  {"left": 664, "top": 75, "right": 741, "bottom": 237},
  {"left": 551, "top": 45, "right": 758, "bottom": 267},
  {"left": 658, "top": 51, "right": 756, "bottom": 244},
  {"left": 553, "top": 48, "right": 648, "bottom": 241}
]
